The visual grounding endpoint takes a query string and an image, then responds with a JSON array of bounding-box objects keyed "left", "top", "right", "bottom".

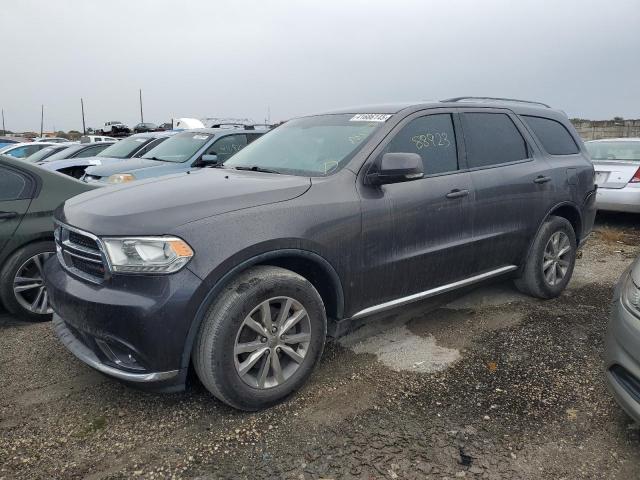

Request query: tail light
[{"left": 631, "top": 167, "right": 640, "bottom": 184}]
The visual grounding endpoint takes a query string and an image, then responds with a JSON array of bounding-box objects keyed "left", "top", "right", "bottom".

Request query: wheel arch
[
  {"left": 180, "top": 249, "right": 344, "bottom": 371},
  {"left": 521, "top": 201, "right": 583, "bottom": 271},
  {"left": 0, "top": 234, "right": 55, "bottom": 270}
]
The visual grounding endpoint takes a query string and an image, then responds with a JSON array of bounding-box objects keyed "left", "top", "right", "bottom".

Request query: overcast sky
[{"left": 2, "top": 0, "right": 639, "bottom": 132}]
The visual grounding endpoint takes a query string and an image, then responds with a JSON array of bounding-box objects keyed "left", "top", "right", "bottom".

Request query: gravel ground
[{"left": 1, "top": 213, "right": 639, "bottom": 480}]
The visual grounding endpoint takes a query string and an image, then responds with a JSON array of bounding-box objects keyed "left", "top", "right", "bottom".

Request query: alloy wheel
[
  {"left": 13, "top": 252, "right": 54, "bottom": 315},
  {"left": 234, "top": 296, "right": 311, "bottom": 389},
  {"left": 542, "top": 231, "right": 572, "bottom": 286}
]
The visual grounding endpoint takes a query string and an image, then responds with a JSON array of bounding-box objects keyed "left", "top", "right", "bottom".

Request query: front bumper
[
  {"left": 605, "top": 274, "right": 640, "bottom": 423},
  {"left": 597, "top": 185, "right": 640, "bottom": 213},
  {"left": 53, "top": 315, "right": 179, "bottom": 383},
  {"left": 45, "top": 256, "right": 203, "bottom": 392}
]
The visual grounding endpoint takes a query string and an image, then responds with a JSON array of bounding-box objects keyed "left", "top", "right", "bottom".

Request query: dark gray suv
[{"left": 45, "top": 98, "right": 596, "bottom": 410}]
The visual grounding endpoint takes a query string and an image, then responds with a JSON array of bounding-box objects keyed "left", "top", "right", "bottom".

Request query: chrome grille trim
[{"left": 54, "top": 221, "right": 108, "bottom": 283}]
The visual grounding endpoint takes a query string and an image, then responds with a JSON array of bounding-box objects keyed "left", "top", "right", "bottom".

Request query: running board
[{"left": 350, "top": 265, "right": 518, "bottom": 320}]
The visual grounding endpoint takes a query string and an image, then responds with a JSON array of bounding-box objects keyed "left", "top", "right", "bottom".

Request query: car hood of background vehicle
[
  {"left": 39, "top": 155, "right": 119, "bottom": 172},
  {"left": 85, "top": 157, "right": 166, "bottom": 177},
  {"left": 56, "top": 168, "right": 312, "bottom": 235}
]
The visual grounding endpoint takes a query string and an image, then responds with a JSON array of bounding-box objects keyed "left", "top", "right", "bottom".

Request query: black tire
[
  {"left": 193, "top": 266, "right": 327, "bottom": 410},
  {"left": 0, "top": 241, "right": 55, "bottom": 322},
  {"left": 515, "top": 216, "right": 577, "bottom": 299}
]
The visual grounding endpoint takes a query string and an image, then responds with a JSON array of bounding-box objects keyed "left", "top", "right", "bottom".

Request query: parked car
[
  {"left": 585, "top": 138, "right": 640, "bottom": 213},
  {"left": 46, "top": 98, "right": 596, "bottom": 410},
  {"left": 23, "top": 144, "right": 74, "bottom": 163},
  {"left": 80, "top": 135, "right": 115, "bottom": 143},
  {"left": 158, "top": 122, "right": 173, "bottom": 131},
  {"left": 33, "top": 137, "right": 72, "bottom": 143},
  {"left": 41, "top": 132, "right": 174, "bottom": 178},
  {"left": 0, "top": 155, "right": 98, "bottom": 321},
  {"left": 32, "top": 142, "right": 115, "bottom": 165},
  {"left": 0, "top": 142, "right": 62, "bottom": 159},
  {"left": 82, "top": 127, "right": 265, "bottom": 184},
  {"left": 606, "top": 254, "right": 640, "bottom": 422},
  {"left": 96, "top": 121, "right": 130, "bottom": 136},
  {"left": 133, "top": 122, "right": 159, "bottom": 133},
  {"left": 0, "top": 136, "right": 31, "bottom": 148}
]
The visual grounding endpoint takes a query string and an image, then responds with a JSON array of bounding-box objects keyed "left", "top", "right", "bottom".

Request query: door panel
[
  {"left": 460, "top": 110, "right": 552, "bottom": 271},
  {"left": 0, "top": 199, "right": 30, "bottom": 254},
  {"left": 357, "top": 111, "right": 475, "bottom": 310}
]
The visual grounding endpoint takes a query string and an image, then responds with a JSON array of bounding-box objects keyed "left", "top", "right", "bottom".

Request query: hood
[
  {"left": 56, "top": 167, "right": 311, "bottom": 235},
  {"left": 85, "top": 157, "right": 166, "bottom": 178},
  {"left": 40, "top": 155, "right": 120, "bottom": 172}
]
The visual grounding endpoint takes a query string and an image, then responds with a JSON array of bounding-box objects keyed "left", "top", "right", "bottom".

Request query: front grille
[
  {"left": 55, "top": 224, "right": 107, "bottom": 282},
  {"left": 69, "top": 230, "right": 99, "bottom": 251}
]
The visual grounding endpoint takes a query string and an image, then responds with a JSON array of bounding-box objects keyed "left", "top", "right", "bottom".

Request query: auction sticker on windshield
[{"left": 350, "top": 114, "right": 392, "bottom": 122}]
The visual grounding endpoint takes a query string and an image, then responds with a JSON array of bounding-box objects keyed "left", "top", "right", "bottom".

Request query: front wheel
[
  {"left": 515, "top": 216, "right": 577, "bottom": 299},
  {"left": 193, "top": 266, "right": 327, "bottom": 410}
]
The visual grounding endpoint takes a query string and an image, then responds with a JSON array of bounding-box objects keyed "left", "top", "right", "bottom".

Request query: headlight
[
  {"left": 623, "top": 275, "right": 640, "bottom": 313},
  {"left": 108, "top": 173, "right": 135, "bottom": 184},
  {"left": 102, "top": 236, "right": 194, "bottom": 274}
]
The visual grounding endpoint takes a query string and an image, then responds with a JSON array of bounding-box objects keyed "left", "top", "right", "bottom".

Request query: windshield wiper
[{"left": 234, "top": 166, "right": 280, "bottom": 174}]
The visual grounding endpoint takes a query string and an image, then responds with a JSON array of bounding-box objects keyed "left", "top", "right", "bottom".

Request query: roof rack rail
[
  {"left": 441, "top": 96, "right": 551, "bottom": 108},
  {"left": 209, "top": 123, "right": 272, "bottom": 130}
]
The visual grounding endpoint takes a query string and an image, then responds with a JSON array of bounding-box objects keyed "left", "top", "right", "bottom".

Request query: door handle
[
  {"left": 0, "top": 211, "right": 18, "bottom": 220},
  {"left": 533, "top": 175, "right": 552, "bottom": 184},
  {"left": 445, "top": 189, "right": 469, "bottom": 199}
]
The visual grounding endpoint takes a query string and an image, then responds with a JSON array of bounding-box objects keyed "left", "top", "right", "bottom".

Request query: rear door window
[
  {"left": 383, "top": 113, "right": 458, "bottom": 175},
  {"left": 461, "top": 113, "right": 529, "bottom": 168},
  {"left": 522, "top": 115, "right": 579, "bottom": 155}
]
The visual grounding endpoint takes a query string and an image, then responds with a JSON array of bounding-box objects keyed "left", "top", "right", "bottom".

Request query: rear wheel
[
  {"left": 193, "top": 266, "right": 327, "bottom": 410},
  {"left": 0, "top": 242, "right": 55, "bottom": 322},
  {"left": 515, "top": 216, "right": 577, "bottom": 299}
]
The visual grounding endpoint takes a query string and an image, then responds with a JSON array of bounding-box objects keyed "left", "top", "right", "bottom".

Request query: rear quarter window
[{"left": 522, "top": 115, "right": 579, "bottom": 155}]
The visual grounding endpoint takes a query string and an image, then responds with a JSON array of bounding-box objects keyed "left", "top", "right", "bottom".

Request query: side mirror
[
  {"left": 200, "top": 154, "right": 218, "bottom": 165},
  {"left": 367, "top": 152, "right": 424, "bottom": 185}
]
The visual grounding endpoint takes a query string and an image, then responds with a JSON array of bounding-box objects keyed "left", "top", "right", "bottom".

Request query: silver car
[
  {"left": 586, "top": 138, "right": 640, "bottom": 213},
  {"left": 606, "top": 255, "right": 640, "bottom": 422}
]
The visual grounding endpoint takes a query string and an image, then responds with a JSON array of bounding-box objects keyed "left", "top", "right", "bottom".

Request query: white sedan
[
  {"left": 586, "top": 138, "right": 640, "bottom": 213},
  {"left": 0, "top": 142, "right": 67, "bottom": 159}
]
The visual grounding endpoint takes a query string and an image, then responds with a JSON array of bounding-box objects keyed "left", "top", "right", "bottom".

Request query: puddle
[{"left": 340, "top": 324, "right": 460, "bottom": 373}]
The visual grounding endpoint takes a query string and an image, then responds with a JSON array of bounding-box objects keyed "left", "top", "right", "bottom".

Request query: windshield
[
  {"left": 97, "top": 136, "right": 149, "bottom": 159},
  {"left": 141, "top": 131, "right": 212, "bottom": 162},
  {"left": 223, "top": 114, "right": 386, "bottom": 176},
  {"left": 586, "top": 141, "right": 640, "bottom": 161},
  {"left": 26, "top": 145, "right": 67, "bottom": 162}
]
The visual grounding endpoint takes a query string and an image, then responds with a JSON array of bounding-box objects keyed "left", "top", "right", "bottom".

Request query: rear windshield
[
  {"left": 97, "top": 136, "right": 150, "bottom": 159},
  {"left": 141, "top": 131, "right": 212, "bottom": 162},
  {"left": 586, "top": 141, "right": 640, "bottom": 161},
  {"left": 25, "top": 145, "right": 68, "bottom": 162}
]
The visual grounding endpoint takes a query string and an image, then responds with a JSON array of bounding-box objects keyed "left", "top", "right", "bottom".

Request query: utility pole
[
  {"left": 1, "top": 108, "right": 5, "bottom": 135},
  {"left": 139, "top": 89, "right": 144, "bottom": 123},
  {"left": 81, "top": 98, "right": 86, "bottom": 134},
  {"left": 40, "top": 105, "right": 44, "bottom": 137}
]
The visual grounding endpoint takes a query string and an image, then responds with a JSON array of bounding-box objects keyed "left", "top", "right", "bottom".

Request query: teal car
[{"left": 0, "top": 155, "right": 98, "bottom": 321}]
